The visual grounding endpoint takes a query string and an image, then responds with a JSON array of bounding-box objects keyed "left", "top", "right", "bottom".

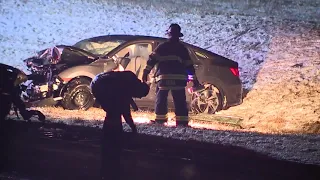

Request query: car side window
[{"left": 115, "top": 43, "right": 153, "bottom": 79}]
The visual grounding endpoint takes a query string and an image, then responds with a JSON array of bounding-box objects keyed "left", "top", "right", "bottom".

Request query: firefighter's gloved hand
[{"left": 142, "top": 72, "right": 148, "bottom": 83}]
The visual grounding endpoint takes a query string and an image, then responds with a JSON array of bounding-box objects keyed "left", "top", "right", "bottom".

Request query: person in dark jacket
[
  {"left": 90, "top": 68, "right": 149, "bottom": 180},
  {"left": 142, "top": 23, "right": 201, "bottom": 126}
]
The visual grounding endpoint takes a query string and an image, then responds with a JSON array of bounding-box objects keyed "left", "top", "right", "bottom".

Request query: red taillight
[{"left": 230, "top": 67, "right": 239, "bottom": 77}]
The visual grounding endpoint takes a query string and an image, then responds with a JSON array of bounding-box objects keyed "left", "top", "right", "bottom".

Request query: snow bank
[{"left": 217, "top": 22, "right": 320, "bottom": 132}]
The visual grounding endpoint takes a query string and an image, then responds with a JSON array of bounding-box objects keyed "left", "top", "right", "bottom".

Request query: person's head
[{"left": 165, "top": 23, "right": 183, "bottom": 39}]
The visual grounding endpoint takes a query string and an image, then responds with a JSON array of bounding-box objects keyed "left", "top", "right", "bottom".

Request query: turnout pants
[{"left": 155, "top": 85, "right": 189, "bottom": 126}]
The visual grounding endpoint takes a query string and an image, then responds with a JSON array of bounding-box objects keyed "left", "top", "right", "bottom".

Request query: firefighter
[
  {"left": 142, "top": 23, "right": 201, "bottom": 126},
  {"left": 90, "top": 69, "right": 149, "bottom": 180}
]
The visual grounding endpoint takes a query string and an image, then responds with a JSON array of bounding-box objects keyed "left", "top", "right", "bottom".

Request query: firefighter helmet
[{"left": 166, "top": 23, "right": 183, "bottom": 37}]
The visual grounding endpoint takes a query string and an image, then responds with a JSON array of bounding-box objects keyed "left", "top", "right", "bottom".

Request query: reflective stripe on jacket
[{"left": 143, "top": 39, "right": 197, "bottom": 90}]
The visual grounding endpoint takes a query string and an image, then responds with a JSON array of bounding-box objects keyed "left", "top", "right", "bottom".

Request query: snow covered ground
[
  {"left": 0, "top": 0, "right": 272, "bottom": 89},
  {"left": 115, "top": 0, "right": 320, "bottom": 23},
  {"left": 0, "top": 1, "right": 319, "bottom": 132}
]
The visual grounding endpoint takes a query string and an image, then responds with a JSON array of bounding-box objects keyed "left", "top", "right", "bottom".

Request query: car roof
[
  {"left": 75, "top": 35, "right": 238, "bottom": 66},
  {"left": 78, "top": 34, "right": 168, "bottom": 43},
  {"left": 81, "top": 34, "right": 215, "bottom": 55}
]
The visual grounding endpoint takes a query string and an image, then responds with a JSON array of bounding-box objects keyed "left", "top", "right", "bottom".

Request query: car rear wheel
[
  {"left": 61, "top": 78, "right": 95, "bottom": 110},
  {"left": 190, "top": 84, "right": 223, "bottom": 114}
]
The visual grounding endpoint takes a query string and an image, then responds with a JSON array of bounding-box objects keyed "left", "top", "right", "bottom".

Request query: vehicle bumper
[{"left": 224, "top": 83, "right": 243, "bottom": 109}]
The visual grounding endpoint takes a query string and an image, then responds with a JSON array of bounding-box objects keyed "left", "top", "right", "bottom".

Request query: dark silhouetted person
[
  {"left": 90, "top": 69, "right": 149, "bottom": 180},
  {"left": 0, "top": 63, "right": 28, "bottom": 172}
]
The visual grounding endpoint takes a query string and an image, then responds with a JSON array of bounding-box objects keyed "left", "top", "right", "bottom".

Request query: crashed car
[{"left": 22, "top": 35, "right": 243, "bottom": 114}]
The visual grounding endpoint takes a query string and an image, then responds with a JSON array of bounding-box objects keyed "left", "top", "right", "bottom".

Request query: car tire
[
  {"left": 190, "top": 84, "right": 223, "bottom": 114},
  {"left": 61, "top": 78, "right": 95, "bottom": 110}
]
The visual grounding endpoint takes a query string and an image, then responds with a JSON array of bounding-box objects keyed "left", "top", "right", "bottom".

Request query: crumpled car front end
[{"left": 21, "top": 46, "right": 65, "bottom": 104}]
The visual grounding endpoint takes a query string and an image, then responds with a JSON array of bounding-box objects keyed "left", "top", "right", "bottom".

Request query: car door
[
  {"left": 112, "top": 41, "right": 154, "bottom": 77},
  {"left": 110, "top": 40, "right": 157, "bottom": 108}
]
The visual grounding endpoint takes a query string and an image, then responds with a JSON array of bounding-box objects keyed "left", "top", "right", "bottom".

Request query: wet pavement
[{"left": 1, "top": 120, "right": 319, "bottom": 180}]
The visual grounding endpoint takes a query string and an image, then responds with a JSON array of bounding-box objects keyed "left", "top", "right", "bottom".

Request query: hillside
[{"left": 0, "top": 0, "right": 319, "bottom": 133}]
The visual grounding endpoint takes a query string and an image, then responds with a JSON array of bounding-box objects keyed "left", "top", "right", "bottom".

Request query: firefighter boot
[
  {"left": 172, "top": 89, "right": 189, "bottom": 127},
  {"left": 155, "top": 89, "right": 169, "bottom": 124}
]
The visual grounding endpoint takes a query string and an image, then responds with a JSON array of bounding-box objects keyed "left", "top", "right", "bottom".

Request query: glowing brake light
[{"left": 230, "top": 67, "right": 239, "bottom": 77}]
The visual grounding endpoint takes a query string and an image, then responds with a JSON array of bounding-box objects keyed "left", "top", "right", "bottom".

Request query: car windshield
[{"left": 73, "top": 39, "right": 126, "bottom": 56}]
